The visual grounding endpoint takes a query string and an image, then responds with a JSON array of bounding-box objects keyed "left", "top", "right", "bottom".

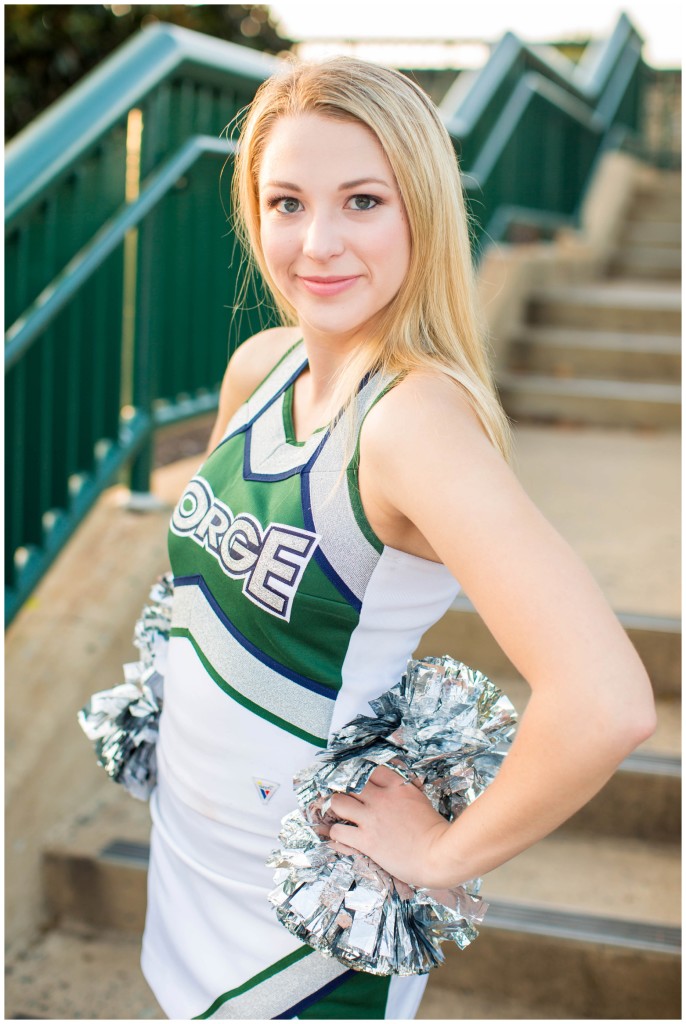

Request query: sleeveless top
[{"left": 157, "top": 339, "right": 461, "bottom": 840}]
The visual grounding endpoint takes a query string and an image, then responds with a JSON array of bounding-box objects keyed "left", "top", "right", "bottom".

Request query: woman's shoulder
[
  {"left": 360, "top": 365, "right": 509, "bottom": 505},
  {"left": 367, "top": 367, "right": 488, "bottom": 452}
]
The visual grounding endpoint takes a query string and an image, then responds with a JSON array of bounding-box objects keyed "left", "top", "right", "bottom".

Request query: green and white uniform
[{"left": 141, "top": 340, "right": 461, "bottom": 1019}]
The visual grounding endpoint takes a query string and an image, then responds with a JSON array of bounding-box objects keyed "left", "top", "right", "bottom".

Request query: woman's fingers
[
  {"left": 367, "top": 765, "right": 405, "bottom": 788},
  {"left": 329, "top": 792, "right": 365, "bottom": 821},
  {"left": 329, "top": 822, "right": 363, "bottom": 851}
]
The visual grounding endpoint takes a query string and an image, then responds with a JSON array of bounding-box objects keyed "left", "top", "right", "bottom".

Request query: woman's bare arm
[{"left": 330, "top": 372, "right": 657, "bottom": 888}]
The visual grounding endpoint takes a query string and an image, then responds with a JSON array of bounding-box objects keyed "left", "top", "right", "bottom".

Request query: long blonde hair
[{"left": 229, "top": 55, "right": 512, "bottom": 463}]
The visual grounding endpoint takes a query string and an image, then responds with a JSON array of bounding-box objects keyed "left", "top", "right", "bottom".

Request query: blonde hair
[{"left": 229, "top": 55, "right": 512, "bottom": 463}]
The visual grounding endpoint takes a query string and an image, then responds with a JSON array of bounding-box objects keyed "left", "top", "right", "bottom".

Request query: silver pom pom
[
  {"left": 77, "top": 572, "right": 173, "bottom": 800},
  {"left": 268, "top": 656, "right": 517, "bottom": 975}
]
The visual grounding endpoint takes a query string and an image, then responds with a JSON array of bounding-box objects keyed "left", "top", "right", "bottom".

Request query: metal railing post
[{"left": 129, "top": 208, "right": 156, "bottom": 496}]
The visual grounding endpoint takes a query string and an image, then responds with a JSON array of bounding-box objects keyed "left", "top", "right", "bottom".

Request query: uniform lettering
[
  {"left": 219, "top": 515, "right": 262, "bottom": 576},
  {"left": 171, "top": 476, "right": 319, "bottom": 621},
  {"left": 171, "top": 477, "right": 212, "bottom": 533},
  {"left": 246, "top": 526, "right": 318, "bottom": 619},
  {"left": 195, "top": 501, "right": 232, "bottom": 554}
]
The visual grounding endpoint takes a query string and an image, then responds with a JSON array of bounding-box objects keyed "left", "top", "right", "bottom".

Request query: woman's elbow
[
  {"left": 632, "top": 696, "right": 658, "bottom": 745},
  {"left": 619, "top": 668, "right": 658, "bottom": 750}
]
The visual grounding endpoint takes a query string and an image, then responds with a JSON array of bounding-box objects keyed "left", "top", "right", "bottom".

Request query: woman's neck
[
  {"left": 287, "top": 327, "right": 364, "bottom": 437},
  {"left": 297, "top": 323, "right": 369, "bottom": 405}
]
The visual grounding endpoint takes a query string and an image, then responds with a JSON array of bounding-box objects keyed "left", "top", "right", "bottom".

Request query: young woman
[{"left": 140, "top": 56, "right": 656, "bottom": 1020}]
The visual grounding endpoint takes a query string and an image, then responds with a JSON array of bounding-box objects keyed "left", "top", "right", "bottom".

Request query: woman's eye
[
  {"left": 347, "top": 195, "right": 379, "bottom": 211},
  {"left": 268, "top": 197, "right": 302, "bottom": 214}
]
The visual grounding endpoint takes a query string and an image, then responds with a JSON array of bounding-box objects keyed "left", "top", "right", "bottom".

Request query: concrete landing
[
  {"left": 4, "top": 924, "right": 164, "bottom": 1020},
  {"left": 510, "top": 424, "right": 680, "bottom": 618}
]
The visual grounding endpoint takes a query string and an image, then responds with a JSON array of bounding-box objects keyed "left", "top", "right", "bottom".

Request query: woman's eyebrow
[
  {"left": 263, "top": 180, "right": 302, "bottom": 191},
  {"left": 338, "top": 177, "right": 393, "bottom": 190},
  {"left": 262, "top": 177, "right": 393, "bottom": 192}
]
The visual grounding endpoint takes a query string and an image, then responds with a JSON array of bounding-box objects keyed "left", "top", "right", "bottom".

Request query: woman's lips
[{"left": 298, "top": 275, "right": 359, "bottom": 296}]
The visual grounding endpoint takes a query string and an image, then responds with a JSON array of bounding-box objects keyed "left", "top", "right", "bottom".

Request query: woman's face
[{"left": 257, "top": 113, "right": 411, "bottom": 348}]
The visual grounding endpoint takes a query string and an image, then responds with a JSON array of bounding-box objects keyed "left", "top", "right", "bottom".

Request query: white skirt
[{"left": 141, "top": 770, "right": 429, "bottom": 1019}]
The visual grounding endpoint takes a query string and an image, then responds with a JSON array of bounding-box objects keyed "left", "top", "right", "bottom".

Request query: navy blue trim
[
  {"left": 300, "top": 465, "right": 362, "bottom": 614},
  {"left": 273, "top": 969, "right": 357, "bottom": 1019},
  {"left": 242, "top": 421, "right": 329, "bottom": 482},
  {"left": 241, "top": 364, "right": 373, "bottom": 482},
  {"left": 215, "top": 355, "right": 310, "bottom": 453},
  {"left": 173, "top": 573, "right": 337, "bottom": 700}
]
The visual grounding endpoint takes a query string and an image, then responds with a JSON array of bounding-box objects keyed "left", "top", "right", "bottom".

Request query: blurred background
[
  {"left": 4, "top": 2, "right": 683, "bottom": 141},
  {"left": 4, "top": 3, "right": 681, "bottom": 1020}
]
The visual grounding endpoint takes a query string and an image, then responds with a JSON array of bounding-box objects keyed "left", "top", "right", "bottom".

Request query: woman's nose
[{"left": 301, "top": 212, "right": 345, "bottom": 261}]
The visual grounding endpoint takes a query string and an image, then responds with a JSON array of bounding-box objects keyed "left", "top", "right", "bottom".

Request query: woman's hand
[{"left": 328, "top": 765, "right": 459, "bottom": 890}]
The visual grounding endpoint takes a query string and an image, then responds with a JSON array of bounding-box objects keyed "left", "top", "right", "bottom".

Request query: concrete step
[
  {"left": 635, "top": 174, "right": 681, "bottom": 198},
  {"left": 6, "top": 916, "right": 677, "bottom": 1022},
  {"left": 5, "top": 921, "right": 164, "bottom": 1020},
  {"left": 43, "top": 788, "right": 152, "bottom": 934},
  {"left": 421, "top": 824, "right": 681, "bottom": 1019},
  {"left": 527, "top": 283, "right": 681, "bottom": 334},
  {"left": 421, "top": 906, "right": 680, "bottom": 1019},
  {"left": 621, "top": 220, "right": 682, "bottom": 247},
  {"left": 608, "top": 247, "right": 681, "bottom": 280},
  {"left": 39, "top": 787, "right": 680, "bottom": 1021},
  {"left": 606, "top": 265, "right": 681, "bottom": 283},
  {"left": 498, "top": 372, "right": 681, "bottom": 429},
  {"left": 509, "top": 326, "right": 681, "bottom": 382},
  {"left": 480, "top": 832, "right": 680, "bottom": 930},
  {"left": 491, "top": 677, "right": 680, "bottom": 842},
  {"left": 629, "top": 196, "right": 682, "bottom": 224},
  {"left": 419, "top": 601, "right": 681, "bottom": 699},
  {"left": 44, "top": 655, "right": 680, "bottom": 941},
  {"left": 425, "top": 611, "right": 681, "bottom": 843}
]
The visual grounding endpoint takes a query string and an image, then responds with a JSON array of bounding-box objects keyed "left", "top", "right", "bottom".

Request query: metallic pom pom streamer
[
  {"left": 77, "top": 572, "right": 174, "bottom": 800},
  {"left": 268, "top": 656, "right": 517, "bottom": 975}
]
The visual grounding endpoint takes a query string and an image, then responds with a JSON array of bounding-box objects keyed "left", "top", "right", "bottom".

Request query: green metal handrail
[
  {"left": 5, "top": 135, "right": 243, "bottom": 621},
  {"left": 445, "top": 13, "right": 646, "bottom": 251},
  {"left": 5, "top": 23, "right": 277, "bottom": 624},
  {"left": 6, "top": 135, "right": 235, "bottom": 368},
  {"left": 5, "top": 15, "right": 650, "bottom": 624}
]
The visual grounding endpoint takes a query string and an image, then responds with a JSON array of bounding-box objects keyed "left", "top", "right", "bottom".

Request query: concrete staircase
[
  {"left": 499, "top": 171, "right": 681, "bottom": 430},
  {"left": 609, "top": 174, "right": 682, "bottom": 281}
]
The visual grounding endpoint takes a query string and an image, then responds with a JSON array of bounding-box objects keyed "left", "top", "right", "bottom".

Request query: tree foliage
[{"left": 5, "top": 4, "right": 294, "bottom": 142}]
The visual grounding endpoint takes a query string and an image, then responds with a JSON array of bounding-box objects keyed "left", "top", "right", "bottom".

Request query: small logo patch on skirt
[{"left": 253, "top": 777, "right": 280, "bottom": 803}]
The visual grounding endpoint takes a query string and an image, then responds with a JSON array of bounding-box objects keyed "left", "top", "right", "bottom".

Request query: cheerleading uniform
[{"left": 141, "top": 340, "right": 461, "bottom": 1019}]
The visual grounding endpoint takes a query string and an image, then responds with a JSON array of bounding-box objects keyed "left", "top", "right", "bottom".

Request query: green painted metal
[
  {"left": 4, "top": 16, "right": 655, "bottom": 624},
  {"left": 442, "top": 13, "right": 648, "bottom": 255},
  {"left": 5, "top": 23, "right": 278, "bottom": 624}
]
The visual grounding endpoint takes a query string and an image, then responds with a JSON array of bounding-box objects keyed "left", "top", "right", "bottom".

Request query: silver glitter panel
[
  {"left": 206, "top": 947, "right": 349, "bottom": 1019},
  {"left": 247, "top": 394, "right": 324, "bottom": 476},
  {"left": 77, "top": 572, "right": 174, "bottom": 800},
  {"left": 306, "top": 374, "right": 395, "bottom": 602},
  {"left": 268, "top": 655, "right": 518, "bottom": 974},
  {"left": 173, "top": 582, "right": 334, "bottom": 741}
]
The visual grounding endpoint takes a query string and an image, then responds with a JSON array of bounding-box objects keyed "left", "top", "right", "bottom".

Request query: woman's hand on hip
[{"left": 327, "top": 765, "right": 460, "bottom": 890}]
